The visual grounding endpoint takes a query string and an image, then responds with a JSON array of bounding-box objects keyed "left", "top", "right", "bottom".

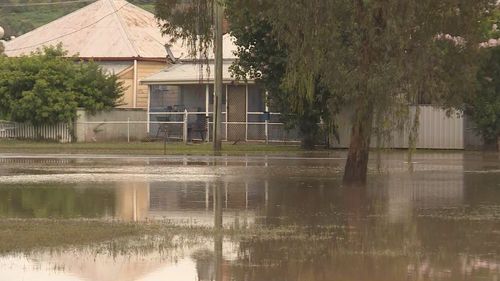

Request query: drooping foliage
[
  {"left": 155, "top": 0, "right": 494, "bottom": 182},
  {"left": 156, "top": 0, "right": 339, "bottom": 148},
  {"left": 468, "top": 46, "right": 500, "bottom": 147},
  {"left": 155, "top": 0, "right": 214, "bottom": 59},
  {"left": 0, "top": 45, "right": 123, "bottom": 126},
  {"left": 226, "top": 1, "right": 338, "bottom": 148},
  {"left": 254, "top": 0, "right": 494, "bottom": 183}
]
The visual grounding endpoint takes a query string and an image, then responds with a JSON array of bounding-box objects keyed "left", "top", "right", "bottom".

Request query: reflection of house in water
[
  {"left": 114, "top": 182, "right": 150, "bottom": 221},
  {"left": 114, "top": 181, "right": 266, "bottom": 226},
  {"left": 148, "top": 181, "right": 265, "bottom": 226}
]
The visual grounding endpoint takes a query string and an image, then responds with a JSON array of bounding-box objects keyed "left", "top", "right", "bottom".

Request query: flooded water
[{"left": 0, "top": 152, "right": 499, "bottom": 281}]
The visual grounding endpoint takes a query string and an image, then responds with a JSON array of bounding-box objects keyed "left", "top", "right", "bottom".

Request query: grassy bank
[{"left": 0, "top": 140, "right": 308, "bottom": 156}]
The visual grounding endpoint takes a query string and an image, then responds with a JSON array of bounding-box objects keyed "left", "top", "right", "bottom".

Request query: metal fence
[
  {"left": 0, "top": 106, "right": 474, "bottom": 149},
  {"left": 331, "top": 106, "right": 466, "bottom": 150},
  {"left": 148, "top": 111, "right": 301, "bottom": 144}
]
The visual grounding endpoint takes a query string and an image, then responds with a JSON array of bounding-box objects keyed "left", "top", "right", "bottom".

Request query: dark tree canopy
[
  {"left": 256, "top": 0, "right": 494, "bottom": 183},
  {"left": 0, "top": 45, "right": 124, "bottom": 126},
  {"left": 226, "top": 1, "right": 337, "bottom": 148},
  {"left": 468, "top": 46, "right": 500, "bottom": 147}
]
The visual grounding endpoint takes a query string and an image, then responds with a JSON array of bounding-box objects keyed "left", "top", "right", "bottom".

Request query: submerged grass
[
  {"left": 0, "top": 219, "right": 344, "bottom": 255},
  {"left": 0, "top": 219, "right": 147, "bottom": 254}
]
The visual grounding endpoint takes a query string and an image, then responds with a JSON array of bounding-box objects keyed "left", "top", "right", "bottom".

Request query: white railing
[
  {"left": 0, "top": 122, "right": 72, "bottom": 143},
  {"left": 148, "top": 110, "right": 298, "bottom": 144}
]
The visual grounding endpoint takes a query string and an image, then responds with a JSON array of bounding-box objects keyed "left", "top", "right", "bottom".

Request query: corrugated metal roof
[
  {"left": 175, "top": 34, "right": 238, "bottom": 61},
  {"left": 4, "top": 0, "right": 184, "bottom": 59},
  {"left": 141, "top": 62, "right": 252, "bottom": 85}
]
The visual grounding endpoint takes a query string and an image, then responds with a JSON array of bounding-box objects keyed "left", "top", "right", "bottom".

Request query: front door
[{"left": 227, "top": 85, "right": 246, "bottom": 141}]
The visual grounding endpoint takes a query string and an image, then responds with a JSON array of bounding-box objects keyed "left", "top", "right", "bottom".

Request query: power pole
[{"left": 213, "top": 0, "right": 224, "bottom": 152}]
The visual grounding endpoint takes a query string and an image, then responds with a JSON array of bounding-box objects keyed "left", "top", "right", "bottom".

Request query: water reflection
[{"left": 0, "top": 152, "right": 499, "bottom": 280}]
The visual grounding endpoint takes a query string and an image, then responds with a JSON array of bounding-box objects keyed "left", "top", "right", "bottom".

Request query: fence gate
[{"left": 227, "top": 85, "right": 247, "bottom": 141}]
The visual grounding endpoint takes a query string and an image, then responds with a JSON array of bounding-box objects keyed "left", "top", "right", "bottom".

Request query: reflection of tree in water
[
  {"left": 0, "top": 185, "right": 115, "bottom": 218},
  {"left": 228, "top": 183, "right": 500, "bottom": 281}
]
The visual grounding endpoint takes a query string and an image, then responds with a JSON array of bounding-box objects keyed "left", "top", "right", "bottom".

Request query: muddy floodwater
[{"left": 0, "top": 151, "right": 499, "bottom": 281}]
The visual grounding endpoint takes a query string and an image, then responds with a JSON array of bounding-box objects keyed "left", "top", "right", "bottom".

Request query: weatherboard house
[
  {"left": 141, "top": 35, "right": 279, "bottom": 143},
  {"left": 2, "top": 0, "right": 287, "bottom": 142},
  {"left": 4, "top": 0, "right": 187, "bottom": 109}
]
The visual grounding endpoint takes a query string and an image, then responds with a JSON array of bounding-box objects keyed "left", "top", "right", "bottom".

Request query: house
[
  {"left": 4, "top": 0, "right": 186, "bottom": 109},
  {"left": 141, "top": 35, "right": 299, "bottom": 142}
]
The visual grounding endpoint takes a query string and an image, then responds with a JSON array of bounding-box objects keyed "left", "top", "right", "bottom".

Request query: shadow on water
[{"left": 0, "top": 152, "right": 499, "bottom": 280}]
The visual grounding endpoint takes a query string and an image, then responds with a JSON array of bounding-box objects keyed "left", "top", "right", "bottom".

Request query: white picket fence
[{"left": 0, "top": 122, "right": 72, "bottom": 143}]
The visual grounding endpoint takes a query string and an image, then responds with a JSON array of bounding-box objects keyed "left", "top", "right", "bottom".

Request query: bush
[{"left": 0, "top": 45, "right": 124, "bottom": 126}]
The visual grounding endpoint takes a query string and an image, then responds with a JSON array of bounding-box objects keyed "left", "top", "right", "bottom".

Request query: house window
[
  {"left": 248, "top": 86, "right": 265, "bottom": 112},
  {"left": 150, "top": 85, "right": 180, "bottom": 111}
]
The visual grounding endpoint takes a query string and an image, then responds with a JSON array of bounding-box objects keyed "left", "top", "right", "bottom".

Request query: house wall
[
  {"left": 136, "top": 61, "right": 169, "bottom": 108},
  {"left": 117, "top": 67, "right": 134, "bottom": 108},
  {"left": 110, "top": 60, "right": 168, "bottom": 109}
]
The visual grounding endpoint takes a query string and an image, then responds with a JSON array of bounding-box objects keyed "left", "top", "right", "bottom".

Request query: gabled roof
[{"left": 4, "top": 0, "right": 186, "bottom": 59}]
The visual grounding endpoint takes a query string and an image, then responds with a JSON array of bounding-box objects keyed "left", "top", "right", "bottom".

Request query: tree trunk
[{"left": 343, "top": 106, "right": 374, "bottom": 185}]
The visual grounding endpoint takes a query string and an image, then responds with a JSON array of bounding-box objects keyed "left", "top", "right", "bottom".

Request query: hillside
[{"left": 0, "top": 0, "right": 154, "bottom": 39}]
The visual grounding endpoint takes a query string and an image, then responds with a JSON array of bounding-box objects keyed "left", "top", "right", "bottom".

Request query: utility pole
[{"left": 213, "top": 0, "right": 223, "bottom": 152}]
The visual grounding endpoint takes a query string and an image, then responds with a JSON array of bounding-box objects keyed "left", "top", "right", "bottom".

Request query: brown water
[{"left": 0, "top": 152, "right": 499, "bottom": 281}]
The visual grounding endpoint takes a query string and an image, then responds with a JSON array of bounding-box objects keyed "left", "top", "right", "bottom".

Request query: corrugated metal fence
[
  {"left": 0, "top": 122, "right": 72, "bottom": 143},
  {"left": 332, "top": 106, "right": 465, "bottom": 150}
]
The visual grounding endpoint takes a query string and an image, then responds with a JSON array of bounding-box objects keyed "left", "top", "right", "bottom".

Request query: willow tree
[
  {"left": 226, "top": 1, "right": 338, "bottom": 149},
  {"left": 157, "top": 0, "right": 493, "bottom": 183},
  {"left": 241, "top": 0, "right": 493, "bottom": 184}
]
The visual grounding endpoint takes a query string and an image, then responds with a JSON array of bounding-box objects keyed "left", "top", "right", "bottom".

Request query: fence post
[
  {"left": 265, "top": 91, "right": 269, "bottom": 144},
  {"left": 183, "top": 110, "right": 188, "bottom": 144},
  {"left": 265, "top": 119, "right": 269, "bottom": 144},
  {"left": 127, "top": 117, "right": 130, "bottom": 143}
]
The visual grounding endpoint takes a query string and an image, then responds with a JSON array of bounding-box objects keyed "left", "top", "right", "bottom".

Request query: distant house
[
  {"left": 4, "top": 0, "right": 187, "bottom": 109},
  {"left": 141, "top": 35, "right": 288, "bottom": 142}
]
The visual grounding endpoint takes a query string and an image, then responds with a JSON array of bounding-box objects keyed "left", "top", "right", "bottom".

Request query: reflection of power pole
[
  {"left": 214, "top": 184, "right": 223, "bottom": 229},
  {"left": 213, "top": 0, "right": 224, "bottom": 152},
  {"left": 213, "top": 184, "right": 223, "bottom": 281}
]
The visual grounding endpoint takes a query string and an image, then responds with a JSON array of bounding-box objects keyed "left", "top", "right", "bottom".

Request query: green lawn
[{"left": 0, "top": 140, "right": 307, "bottom": 155}]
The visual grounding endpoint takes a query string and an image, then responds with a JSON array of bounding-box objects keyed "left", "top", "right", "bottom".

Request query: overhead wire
[
  {"left": 0, "top": 0, "right": 95, "bottom": 8},
  {"left": 5, "top": 1, "right": 129, "bottom": 52}
]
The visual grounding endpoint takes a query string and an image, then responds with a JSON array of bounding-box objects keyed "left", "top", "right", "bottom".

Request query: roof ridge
[
  {"left": 4, "top": 0, "right": 172, "bottom": 58},
  {"left": 108, "top": 0, "right": 139, "bottom": 57},
  {"left": 5, "top": 0, "right": 102, "bottom": 49}
]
